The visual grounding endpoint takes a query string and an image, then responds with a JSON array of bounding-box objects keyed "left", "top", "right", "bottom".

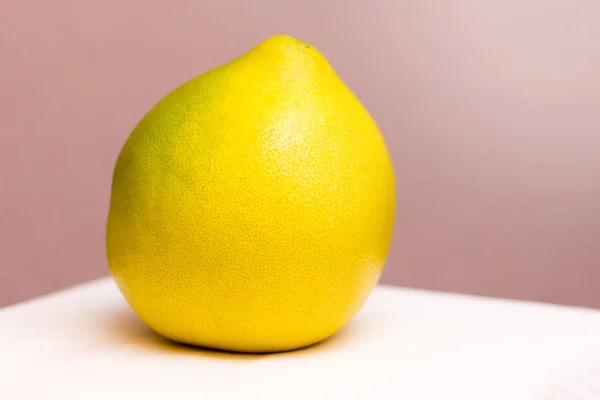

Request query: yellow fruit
[{"left": 106, "top": 35, "right": 395, "bottom": 353}]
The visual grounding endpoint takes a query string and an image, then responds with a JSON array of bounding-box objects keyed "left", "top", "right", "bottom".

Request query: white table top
[{"left": 1, "top": 278, "right": 600, "bottom": 399}]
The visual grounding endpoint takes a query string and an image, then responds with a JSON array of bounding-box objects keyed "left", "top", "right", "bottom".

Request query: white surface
[{"left": 2, "top": 279, "right": 600, "bottom": 399}]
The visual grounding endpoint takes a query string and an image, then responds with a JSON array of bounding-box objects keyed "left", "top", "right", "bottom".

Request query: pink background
[{"left": 1, "top": 0, "right": 599, "bottom": 308}]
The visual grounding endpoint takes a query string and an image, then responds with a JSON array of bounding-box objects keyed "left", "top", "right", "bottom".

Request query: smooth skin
[{"left": 106, "top": 35, "right": 395, "bottom": 353}]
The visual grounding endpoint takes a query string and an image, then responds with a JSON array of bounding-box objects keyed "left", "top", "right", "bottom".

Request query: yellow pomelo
[{"left": 106, "top": 35, "right": 395, "bottom": 353}]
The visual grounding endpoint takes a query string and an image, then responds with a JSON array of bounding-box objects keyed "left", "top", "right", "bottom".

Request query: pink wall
[{"left": 1, "top": 0, "right": 599, "bottom": 307}]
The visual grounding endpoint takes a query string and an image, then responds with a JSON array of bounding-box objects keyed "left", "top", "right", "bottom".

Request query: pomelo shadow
[{"left": 103, "top": 302, "right": 362, "bottom": 360}]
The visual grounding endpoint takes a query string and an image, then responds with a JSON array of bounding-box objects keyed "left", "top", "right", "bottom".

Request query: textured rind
[{"left": 106, "top": 35, "right": 395, "bottom": 353}]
